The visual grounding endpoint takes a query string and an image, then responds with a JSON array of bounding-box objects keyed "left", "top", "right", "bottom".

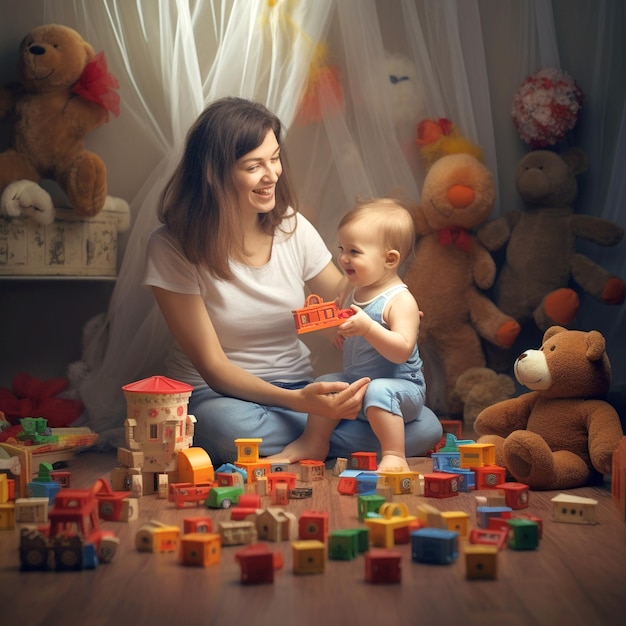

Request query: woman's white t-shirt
[{"left": 144, "top": 211, "right": 332, "bottom": 387}]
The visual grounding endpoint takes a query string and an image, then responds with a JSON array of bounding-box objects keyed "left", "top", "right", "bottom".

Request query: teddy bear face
[
  {"left": 515, "top": 149, "right": 580, "bottom": 208},
  {"left": 420, "top": 153, "right": 495, "bottom": 231},
  {"left": 514, "top": 325, "right": 611, "bottom": 399},
  {"left": 19, "top": 24, "right": 95, "bottom": 93}
]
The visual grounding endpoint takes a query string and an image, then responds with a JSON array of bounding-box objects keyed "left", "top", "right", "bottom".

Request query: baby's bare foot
[
  {"left": 265, "top": 435, "right": 329, "bottom": 464},
  {"left": 377, "top": 454, "right": 410, "bottom": 473}
]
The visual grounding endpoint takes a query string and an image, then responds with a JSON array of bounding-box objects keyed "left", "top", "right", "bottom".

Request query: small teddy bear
[
  {"left": 478, "top": 148, "right": 625, "bottom": 333},
  {"left": 0, "top": 23, "right": 120, "bottom": 223},
  {"left": 403, "top": 119, "right": 520, "bottom": 416},
  {"left": 474, "top": 325, "right": 624, "bottom": 490}
]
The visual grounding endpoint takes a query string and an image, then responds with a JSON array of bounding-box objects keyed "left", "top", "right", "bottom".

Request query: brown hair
[
  {"left": 158, "top": 97, "right": 298, "bottom": 279},
  {"left": 338, "top": 198, "right": 415, "bottom": 261}
]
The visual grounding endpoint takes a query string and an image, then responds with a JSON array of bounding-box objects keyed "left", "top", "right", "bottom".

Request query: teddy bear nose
[
  {"left": 447, "top": 184, "right": 475, "bottom": 208},
  {"left": 28, "top": 45, "right": 46, "bottom": 56}
]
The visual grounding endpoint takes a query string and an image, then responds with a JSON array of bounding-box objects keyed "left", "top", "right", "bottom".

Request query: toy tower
[{"left": 112, "top": 376, "right": 196, "bottom": 497}]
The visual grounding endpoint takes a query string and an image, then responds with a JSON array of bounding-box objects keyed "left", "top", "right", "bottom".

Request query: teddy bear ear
[
  {"left": 542, "top": 325, "right": 567, "bottom": 343},
  {"left": 586, "top": 330, "right": 606, "bottom": 362},
  {"left": 561, "top": 147, "right": 589, "bottom": 176}
]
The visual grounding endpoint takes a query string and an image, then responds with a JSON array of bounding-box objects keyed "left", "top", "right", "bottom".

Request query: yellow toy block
[
  {"left": 440, "top": 511, "right": 471, "bottom": 538},
  {"left": 464, "top": 545, "right": 498, "bottom": 580},
  {"left": 365, "top": 502, "right": 417, "bottom": 548},
  {"left": 180, "top": 533, "right": 221, "bottom": 567},
  {"left": 291, "top": 540, "right": 326, "bottom": 574}
]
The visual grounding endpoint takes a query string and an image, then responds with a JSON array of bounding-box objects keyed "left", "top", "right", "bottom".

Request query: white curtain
[{"left": 36, "top": 0, "right": 624, "bottom": 438}]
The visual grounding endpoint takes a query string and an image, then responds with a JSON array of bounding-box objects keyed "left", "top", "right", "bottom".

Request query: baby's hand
[{"left": 337, "top": 305, "right": 372, "bottom": 337}]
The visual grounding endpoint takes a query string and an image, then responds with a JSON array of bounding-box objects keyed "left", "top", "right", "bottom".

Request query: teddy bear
[
  {"left": 474, "top": 325, "right": 624, "bottom": 490},
  {"left": 0, "top": 23, "right": 120, "bottom": 223},
  {"left": 450, "top": 366, "right": 517, "bottom": 428},
  {"left": 403, "top": 119, "right": 521, "bottom": 416},
  {"left": 478, "top": 148, "right": 625, "bottom": 334}
]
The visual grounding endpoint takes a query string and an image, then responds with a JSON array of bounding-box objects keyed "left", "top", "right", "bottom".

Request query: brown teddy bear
[
  {"left": 478, "top": 148, "right": 625, "bottom": 333},
  {"left": 0, "top": 24, "right": 120, "bottom": 223},
  {"left": 403, "top": 119, "right": 521, "bottom": 416},
  {"left": 474, "top": 325, "right": 624, "bottom": 490},
  {"left": 451, "top": 366, "right": 516, "bottom": 428}
]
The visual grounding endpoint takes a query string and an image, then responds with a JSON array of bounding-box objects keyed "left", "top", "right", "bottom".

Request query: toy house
[
  {"left": 253, "top": 507, "right": 298, "bottom": 542},
  {"left": 115, "top": 376, "right": 196, "bottom": 496}
]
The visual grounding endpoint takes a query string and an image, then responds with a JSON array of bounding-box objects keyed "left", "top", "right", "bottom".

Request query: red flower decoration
[
  {"left": 0, "top": 372, "right": 83, "bottom": 428},
  {"left": 416, "top": 118, "right": 454, "bottom": 146},
  {"left": 72, "top": 51, "right": 120, "bottom": 117},
  {"left": 511, "top": 68, "right": 584, "bottom": 148}
]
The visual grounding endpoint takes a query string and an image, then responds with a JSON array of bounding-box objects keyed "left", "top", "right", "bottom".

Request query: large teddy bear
[
  {"left": 474, "top": 326, "right": 624, "bottom": 490},
  {"left": 0, "top": 24, "right": 120, "bottom": 224},
  {"left": 478, "top": 148, "right": 625, "bottom": 333},
  {"left": 403, "top": 119, "right": 521, "bottom": 416}
]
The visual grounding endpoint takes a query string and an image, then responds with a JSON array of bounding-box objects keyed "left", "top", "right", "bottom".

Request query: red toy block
[
  {"left": 183, "top": 517, "right": 213, "bottom": 534},
  {"left": 423, "top": 473, "right": 461, "bottom": 498},
  {"left": 496, "top": 482, "right": 530, "bottom": 509},
  {"left": 469, "top": 527, "right": 508, "bottom": 550},
  {"left": 365, "top": 548, "right": 402, "bottom": 584},
  {"left": 473, "top": 465, "right": 507, "bottom": 489},
  {"left": 350, "top": 452, "right": 378, "bottom": 471},
  {"left": 235, "top": 543, "right": 281, "bottom": 584},
  {"left": 299, "top": 510, "right": 329, "bottom": 542}
]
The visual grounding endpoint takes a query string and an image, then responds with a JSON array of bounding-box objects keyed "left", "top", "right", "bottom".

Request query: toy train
[{"left": 292, "top": 294, "right": 354, "bottom": 334}]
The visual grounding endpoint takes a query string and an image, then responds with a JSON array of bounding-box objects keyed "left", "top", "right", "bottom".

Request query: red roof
[{"left": 122, "top": 376, "right": 194, "bottom": 395}]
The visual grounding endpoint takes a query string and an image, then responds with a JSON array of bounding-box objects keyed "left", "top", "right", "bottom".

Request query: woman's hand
[{"left": 297, "top": 377, "right": 369, "bottom": 420}]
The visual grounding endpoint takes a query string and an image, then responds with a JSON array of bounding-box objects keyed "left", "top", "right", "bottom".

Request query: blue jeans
[{"left": 189, "top": 381, "right": 442, "bottom": 467}]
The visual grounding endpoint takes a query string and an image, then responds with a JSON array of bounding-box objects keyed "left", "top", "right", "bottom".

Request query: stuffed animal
[
  {"left": 451, "top": 366, "right": 516, "bottom": 428},
  {"left": 474, "top": 326, "right": 624, "bottom": 490},
  {"left": 478, "top": 148, "right": 625, "bottom": 333},
  {"left": 0, "top": 24, "right": 120, "bottom": 223},
  {"left": 403, "top": 119, "right": 521, "bottom": 416}
]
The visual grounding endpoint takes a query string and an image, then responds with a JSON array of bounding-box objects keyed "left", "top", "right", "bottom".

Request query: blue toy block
[
  {"left": 27, "top": 480, "right": 61, "bottom": 504},
  {"left": 411, "top": 528, "right": 459, "bottom": 564}
]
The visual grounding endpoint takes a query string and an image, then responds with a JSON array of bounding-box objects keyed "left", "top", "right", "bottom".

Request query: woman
[{"left": 144, "top": 97, "right": 442, "bottom": 466}]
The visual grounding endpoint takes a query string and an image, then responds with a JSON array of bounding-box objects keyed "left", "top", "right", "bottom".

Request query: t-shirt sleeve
[
  {"left": 293, "top": 213, "right": 333, "bottom": 281},
  {"left": 143, "top": 226, "right": 201, "bottom": 295}
]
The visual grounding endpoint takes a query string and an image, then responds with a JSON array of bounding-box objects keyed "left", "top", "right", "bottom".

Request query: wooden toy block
[
  {"left": 234, "top": 438, "right": 263, "bottom": 464},
  {"left": 415, "top": 502, "right": 444, "bottom": 528},
  {"left": 235, "top": 544, "right": 276, "bottom": 584},
  {"left": 269, "top": 460, "right": 290, "bottom": 473},
  {"left": 495, "top": 482, "right": 530, "bottom": 509},
  {"left": 411, "top": 528, "right": 459, "bottom": 564},
  {"left": 0, "top": 502, "right": 16, "bottom": 529},
  {"left": 440, "top": 511, "right": 470, "bottom": 537},
  {"left": 180, "top": 533, "right": 221, "bottom": 567},
  {"left": 298, "top": 510, "right": 329, "bottom": 542},
  {"left": 117, "top": 448, "right": 144, "bottom": 469},
  {"left": 271, "top": 483, "right": 290, "bottom": 505},
  {"left": 218, "top": 520, "right": 258, "bottom": 546},
  {"left": 216, "top": 471, "right": 242, "bottom": 487},
  {"left": 551, "top": 493, "right": 598, "bottom": 525},
  {"left": 506, "top": 518, "right": 540, "bottom": 550},
  {"left": 299, "top": 460, "right": 325, "bottom": 481},
  {"left": 612, "top": 436, "right": 626, "bottom": 522},
  {"left": 183, "top": 517, "right": 213, "bottom": 534},
  {"left": 15, "top": 497, "right": 49, "bottom": 523},
  {"left": 333, "top": 457, "right": 348, "bottom": 476},
  {"left": 253, "top": 507, "right": 297, "bottom": 542},
  {"left": 365, "top": 548, "right": 402, "bottom": 584},
  {"left": 350, "top": 451, "right": 378, "bottom": 471},
  {"left": 135, "top": 520, "right": 180, "bottom": 552},
  {"left": 364, "top": 502, "right": 417, "bottom": 548},
  {"left": 475, "top": 491, "right": 506, "bottom": 508},
  {"left": 423, "top": 472, "right": 461, "bottom": 498},
  {"left": 291, "top": 539, "right": 326, "bottom": 574},
  {"left": 328, "top": 529, "right": 361, "bottom": 560},
  {"left": 473, "top": 465, "right": 507, "bottom": 489},
  {"left": 375, "top": 483, "right": 394, "bottom": 501},
  {"left": 255, "top": 476, "right": 268, "bottom": 496},
  {"left": 458, "top": 443, "right": 496, "bottom": 469},
  {"left": 464, "top": 545, "right": 498, "bottom": 580},
  {"left": 358, "top": 494, "right": 387, "bottom": 520}
]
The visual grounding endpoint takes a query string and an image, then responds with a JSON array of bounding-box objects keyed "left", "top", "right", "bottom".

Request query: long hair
[{"left": 158, "top": 97, "right": 298, "bottom": 279}]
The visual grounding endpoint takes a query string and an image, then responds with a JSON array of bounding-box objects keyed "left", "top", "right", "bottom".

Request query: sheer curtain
[{"left": 35, "top": 0, "right": 624, "bottom": 439}]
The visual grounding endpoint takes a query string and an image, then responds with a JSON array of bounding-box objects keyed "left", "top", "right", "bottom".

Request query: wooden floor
[{"left": 1, "top": 449, "right": 625, "bottom": 626}]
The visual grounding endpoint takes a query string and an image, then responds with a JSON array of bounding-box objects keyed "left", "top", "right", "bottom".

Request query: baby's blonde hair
[{"left": 338, "top": 198, "right": 415, "bottom": 261}]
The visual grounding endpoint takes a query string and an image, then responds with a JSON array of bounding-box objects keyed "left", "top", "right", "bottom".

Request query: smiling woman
[{"left": 142, "top": 96, "right": 443, "bottom": 467}]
